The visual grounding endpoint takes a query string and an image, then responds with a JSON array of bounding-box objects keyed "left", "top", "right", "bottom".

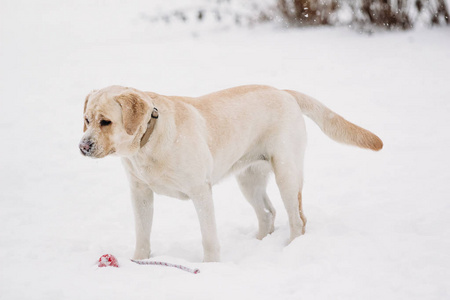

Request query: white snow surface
[{"left": 1, "top": 1, "right": 450, "bottom": 299}]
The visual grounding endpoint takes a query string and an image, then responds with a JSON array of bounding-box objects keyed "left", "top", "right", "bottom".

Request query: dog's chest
[{"left": 122, "top": 157, "right": 190, "bottom": 200}]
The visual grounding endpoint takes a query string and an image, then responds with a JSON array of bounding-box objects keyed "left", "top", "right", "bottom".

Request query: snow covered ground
[{"left": 1, "top": 1, "right": 450, "bottom": 299}]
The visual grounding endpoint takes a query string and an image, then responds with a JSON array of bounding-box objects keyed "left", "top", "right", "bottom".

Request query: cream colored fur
[{"left": 79, "top": 85, "right": 382, "bottom": 262}]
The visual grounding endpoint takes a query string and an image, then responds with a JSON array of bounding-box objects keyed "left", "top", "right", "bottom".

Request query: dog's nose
[{"left": 79, "top": 140, "right": 93, "bottom": 155}]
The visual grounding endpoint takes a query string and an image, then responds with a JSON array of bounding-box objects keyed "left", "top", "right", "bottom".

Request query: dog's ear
[
  {"left": 115, "top": 92, "right": 149, "bottom": 135},
  {"left": 83, "top": 90, "right": 98, "bottom": 132},
  {"left": 83, "top": 93, "right": 89, "bottom": 132}
]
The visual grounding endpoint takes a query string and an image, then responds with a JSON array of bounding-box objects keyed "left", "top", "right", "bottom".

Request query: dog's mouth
[
  {"left": 80, "top": 147, "right": 116, "bottom": 159},
  {"left": 80, "top": 148, "right": 99, "bottom": 158},
  {"left": 106, "top": 148, "right": 116, "bottom": 156},
  {"left": 80, "top": 148, "right": 88, "bottom": 156}
]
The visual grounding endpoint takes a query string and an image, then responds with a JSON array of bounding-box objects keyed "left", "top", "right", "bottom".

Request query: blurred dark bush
[
  {"left": 142, "top": 0, "right": 449, "bottom": 30},
  {"left": 277, "top": 0, "right": 449, "bottom": 29}
]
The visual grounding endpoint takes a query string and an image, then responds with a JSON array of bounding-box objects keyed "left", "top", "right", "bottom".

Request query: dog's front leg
[
  {"left": 191, "top": 185, "right": 220, "bottom": 262},
  {"left": 129, "top": 178, "right": 154, "bottom": 260}
]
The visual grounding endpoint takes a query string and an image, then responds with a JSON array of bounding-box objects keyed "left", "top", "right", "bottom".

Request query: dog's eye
[
  {"left": 85, "top": 118, "right": 89, "bottom": 125},
  {"left": 100, "top": 120, "right": 112, "bottom": 126}
]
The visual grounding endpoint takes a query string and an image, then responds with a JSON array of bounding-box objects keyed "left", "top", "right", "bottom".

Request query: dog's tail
[{"left": 285, "top": 90, "right": 383, "bottom": 151}]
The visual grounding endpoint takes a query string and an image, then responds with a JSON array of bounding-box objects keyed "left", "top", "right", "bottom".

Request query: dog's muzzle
[{"left": 79, "top": 140, "right": 94, "bottom": 156}]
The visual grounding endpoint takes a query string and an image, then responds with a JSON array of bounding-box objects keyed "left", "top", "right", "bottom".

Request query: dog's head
[{"left": 79, "top": 86, "right": 151, "bottom": 158}]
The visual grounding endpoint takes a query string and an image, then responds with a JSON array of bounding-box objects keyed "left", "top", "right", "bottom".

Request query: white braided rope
[{"left": 130, "top": 259, "right": 200, "bottom": 274}]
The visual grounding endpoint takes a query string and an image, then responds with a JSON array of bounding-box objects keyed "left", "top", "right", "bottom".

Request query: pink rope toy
[{"left": 131, "top": 259, "right": 200, "bottom": 274}]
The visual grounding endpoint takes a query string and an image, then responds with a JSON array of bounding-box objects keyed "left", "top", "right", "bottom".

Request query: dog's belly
[{"left": 212, "top": 152, "right": 271, "bottom": 184}]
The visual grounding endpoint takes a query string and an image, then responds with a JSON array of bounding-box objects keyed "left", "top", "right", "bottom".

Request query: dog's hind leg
[
  {"left": 298, "top": 191, "right": 307, "bottom": 234},
  {"left": 236, "top": 164, "right": 276, "bottom": 240},
  {"left": 271, "top": 153, "right": 306, "bottom": 242}
]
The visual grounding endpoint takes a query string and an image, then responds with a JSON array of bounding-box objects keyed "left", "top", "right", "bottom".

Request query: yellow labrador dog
[{"left": 79, "top": 85, "right": 382, "bottom": 262}]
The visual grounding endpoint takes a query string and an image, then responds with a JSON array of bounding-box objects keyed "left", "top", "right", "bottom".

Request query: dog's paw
[
  {"left": 203, "top": 251, "right": 220, "bottom": 263},
  {"left": 256, "top": 209, "right": 276, "bottom": 240},
  {"left": 256, "top": 229, "right": 273, "bottom": 240},
  {"left": 288, "top": 230, "right": 305, "bottom": 243},
  {"left": 132, "top": 249, "right": 151, "bottom": 260}
]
